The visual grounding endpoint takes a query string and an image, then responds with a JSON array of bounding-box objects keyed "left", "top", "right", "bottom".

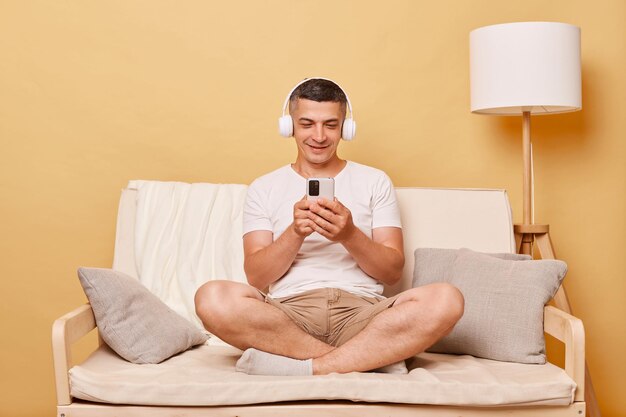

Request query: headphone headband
[{"left": 280, "top": 77, "right": 354, "bottom": 120}]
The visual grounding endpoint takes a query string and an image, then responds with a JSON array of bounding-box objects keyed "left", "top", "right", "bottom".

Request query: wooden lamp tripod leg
[{"left": 515, "top": 228, "right": 601, "bottom": 417}]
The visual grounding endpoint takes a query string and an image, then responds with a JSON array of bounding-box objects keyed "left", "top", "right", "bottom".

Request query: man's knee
[
  {"left": 194, "top": 280, "right": 242, "bottom": 330},
  {"left": 401, "top": 283, "right": 464, "bottom": 331},
  {"left": 428, "top": 283, "right": 464, "bottom": 330}
]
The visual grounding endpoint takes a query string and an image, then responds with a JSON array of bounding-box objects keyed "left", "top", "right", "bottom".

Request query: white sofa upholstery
[{"left": 52, "top": 182, "right": 586, "bottom": 417}]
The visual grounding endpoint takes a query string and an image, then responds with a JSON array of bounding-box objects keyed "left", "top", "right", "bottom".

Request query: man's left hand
[{"left": 307, "top": 198, "right": 356, "bottom": 242}]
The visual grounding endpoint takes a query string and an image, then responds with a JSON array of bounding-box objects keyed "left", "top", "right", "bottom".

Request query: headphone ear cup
[
  {"left": 342, "top": 118, "right": 356, "bottom": 141},
  {"left": 278, "top": 115, "right": 293, "bottom": 137}
]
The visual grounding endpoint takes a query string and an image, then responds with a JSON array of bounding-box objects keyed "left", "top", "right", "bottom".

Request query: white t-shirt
[{"left": 243, "top": 161, "right": 402, "bottom": 299}]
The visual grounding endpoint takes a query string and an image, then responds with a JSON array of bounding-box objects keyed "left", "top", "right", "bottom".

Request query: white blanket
[{"left": 130, "top": 180, "right": 248, "bottom": 329}]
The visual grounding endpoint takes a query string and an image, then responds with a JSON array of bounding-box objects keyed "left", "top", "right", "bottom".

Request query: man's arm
[
  {"left": 243, "top": 198, "right": 315, "bottom": 290},
  {"left": 308, "top": 199, "right": 405, "bottom": 286},
  {"left": 342, "top": 226, "right": 404, "bottom": 286},
  {"left": 243, "top": 227, "right": 302, "bottom": 290}
]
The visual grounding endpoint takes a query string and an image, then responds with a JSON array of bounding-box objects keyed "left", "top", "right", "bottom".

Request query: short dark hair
[{"left": 289, "top": 78, "right": 347, "bottom": 114}]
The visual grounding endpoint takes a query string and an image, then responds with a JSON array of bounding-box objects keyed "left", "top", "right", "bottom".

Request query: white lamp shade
[{"left": 470, "top": 22, "right": 581, "bottom": 115}]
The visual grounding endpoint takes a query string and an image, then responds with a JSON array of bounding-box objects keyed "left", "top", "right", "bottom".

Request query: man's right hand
[{"left": 293, "top": 196, "right": 315, "bottom": 237}]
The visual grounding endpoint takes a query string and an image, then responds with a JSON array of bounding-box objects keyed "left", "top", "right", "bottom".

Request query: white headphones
[{"left": 278, "top": 77, "right": 356, "bottom": 141}]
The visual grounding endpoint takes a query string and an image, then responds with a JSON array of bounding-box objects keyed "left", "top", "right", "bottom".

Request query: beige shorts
[{"left": 262, "top": 288, "right": 400, "bottom": 347}]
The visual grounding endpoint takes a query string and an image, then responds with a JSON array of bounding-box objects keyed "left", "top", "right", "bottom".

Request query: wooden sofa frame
[{"left": 52, "top": 302, "right": 586, "bottom": 417}]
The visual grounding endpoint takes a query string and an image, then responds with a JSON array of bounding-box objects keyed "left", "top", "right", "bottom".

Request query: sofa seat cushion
[{"left": 69, "top": 344, "right": 575, "bottom": 407}]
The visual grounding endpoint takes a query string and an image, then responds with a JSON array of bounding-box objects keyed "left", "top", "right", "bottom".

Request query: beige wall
[{"left": 1, "top": 1, "right": 624, "bottom": 415}]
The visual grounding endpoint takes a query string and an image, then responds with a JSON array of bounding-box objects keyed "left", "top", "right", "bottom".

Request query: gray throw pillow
[
  {"left": 77, "top": 267, "right": 208, "bottom": 364},
  {"left": 413, "top": 248, "right": 566, "bottom": 364}
]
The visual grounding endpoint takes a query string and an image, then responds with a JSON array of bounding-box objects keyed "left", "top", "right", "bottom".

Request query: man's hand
[
  {"left": 293, "top": 197, "right": 315, "bottom": 237},
  {"left": 292, "top": 196, "right": 404, "bottom": 286},
  {"left": 307, "top": 198, "right": 356, "bottom": 242}
]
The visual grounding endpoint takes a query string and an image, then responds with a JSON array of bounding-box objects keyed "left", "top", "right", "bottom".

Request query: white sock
[
  {"left": 236, "top": 348, "right": 313, "bottom": 376},
  {"left": 373, "top": 360, "right": 408, "bottom": 374}
]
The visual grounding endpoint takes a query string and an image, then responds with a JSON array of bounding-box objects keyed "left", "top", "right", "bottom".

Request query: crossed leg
[
  {"left": 311, "top": 283, "right": 464, "bottom": 374},
  {"left": 194, "top": 281, "right": 464, "bottom": 375},
  {"left": 194, "top": 281, "right": 334, "bottom": 359}
]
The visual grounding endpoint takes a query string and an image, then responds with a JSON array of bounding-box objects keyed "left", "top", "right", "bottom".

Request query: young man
[{"left": 194, "top": 78, "right": 464, "bottom": 376}]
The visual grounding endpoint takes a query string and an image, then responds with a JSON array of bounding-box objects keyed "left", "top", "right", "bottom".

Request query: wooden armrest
[
  {"left": 543, "top": 305, "right": 585, "bottom": 402},
  {"left": 52, "top": 304, "right": 97, "bottom": 406}
]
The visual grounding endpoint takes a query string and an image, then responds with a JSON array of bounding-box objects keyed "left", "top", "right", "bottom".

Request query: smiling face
[{"left": 291, "top": 98, "right": 345, "bottom": 173}]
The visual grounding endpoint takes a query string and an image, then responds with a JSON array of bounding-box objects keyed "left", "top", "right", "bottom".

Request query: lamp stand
[{"left": 513, "top": 112, "right": 601, "bottom": 417}]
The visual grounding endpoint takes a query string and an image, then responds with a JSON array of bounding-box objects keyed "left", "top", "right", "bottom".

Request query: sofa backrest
[
  {"left": 113, "top": 181, "right": 515, "bottom": 325},
  {"left": 390, "top": 187, "right": 515, "bottom": 295}
]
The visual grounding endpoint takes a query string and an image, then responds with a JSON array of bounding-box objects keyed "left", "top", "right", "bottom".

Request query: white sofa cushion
[{"left": 69, "top": 344, "right": 575, "bottom": 406}]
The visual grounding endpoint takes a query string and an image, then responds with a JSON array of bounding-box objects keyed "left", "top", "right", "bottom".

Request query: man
[{"left": 195, "top": 78, "right": 464, "bottom": 376}]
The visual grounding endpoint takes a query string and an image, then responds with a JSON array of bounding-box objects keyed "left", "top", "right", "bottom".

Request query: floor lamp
[{"left": 470, "top": 22, "right": 600, "bottom": 417}]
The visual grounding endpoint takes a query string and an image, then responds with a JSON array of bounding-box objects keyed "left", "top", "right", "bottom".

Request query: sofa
[{"left": 52, "top": 180, "right": 586, "bottom": 416}]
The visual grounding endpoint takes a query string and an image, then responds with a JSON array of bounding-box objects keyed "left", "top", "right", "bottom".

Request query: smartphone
[{"left": 306, "top": 178, "right": 335, "bottom": 202}]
